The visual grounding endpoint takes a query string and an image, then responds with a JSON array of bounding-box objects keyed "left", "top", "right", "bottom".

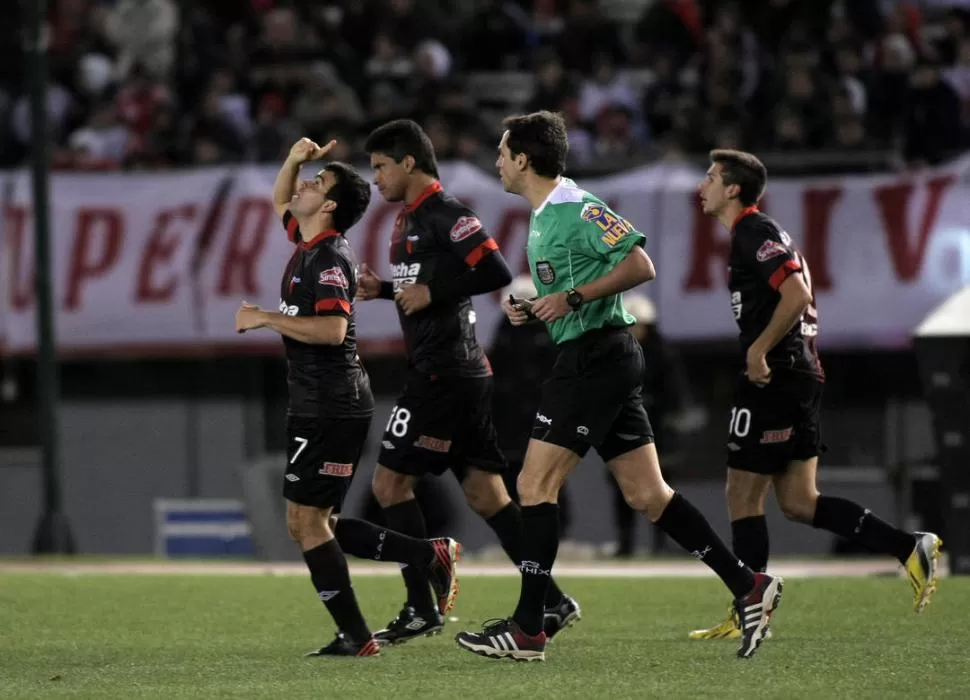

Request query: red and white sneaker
[
  {"left": 735, "top": 573, "right": 783, "bottom": 659},
  {"left": 427, "top": 537, "right": 461, "bottom": 615},
  {"left": 455, "top": 618, "right": 546, "bottom": 662}
]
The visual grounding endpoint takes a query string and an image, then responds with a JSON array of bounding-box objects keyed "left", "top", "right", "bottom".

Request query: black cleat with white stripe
[
  {"left": 543, "top": 593, "right": 581, "bottom": 641},
  {"left": 735, "top": 572, "right": 783, "bottom": 659},
  {"left": 373, "top": 605, "right": 444, "bottom": 646},
  {"left": 455, "top": 618, "right": 546, "bottom": 662}
]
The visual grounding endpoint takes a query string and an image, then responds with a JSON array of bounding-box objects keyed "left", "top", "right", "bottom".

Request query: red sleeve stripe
[
  {"left": 768, "top": 259, "right": 802, "bottom": 290},
  {"left": 464, "top": 238, "right": 499, "bottom": 268},
  {"left": 315, "top": 298, "right": 351, "bottom": 315},
  {"left": 286, "top": 214, "right": 299, "bottom": 243}
]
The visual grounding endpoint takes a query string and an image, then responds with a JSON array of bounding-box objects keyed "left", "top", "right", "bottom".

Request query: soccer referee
[{"left": 455, "top": 112, "right": 782, "bottom": 661}]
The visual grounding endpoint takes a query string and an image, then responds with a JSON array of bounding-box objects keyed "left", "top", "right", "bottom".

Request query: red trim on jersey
[
  {"left": 730, "top": 205, "right": 760, "bottom": 232},
  {"left": 768, "top": 259, "right": 802, "bottom": 290},
  {"left": 285, "top": 214, "right": 300, "bottom": 243},
  {"left": 315, "top": 298, "right": 350, "bottom": 315},
  {"left": 300, "top": 229, "right": 340, "bottom": 249},
  {"left": 464, "top": 238, "right": 499, "bottom": 268},
  {"left": 404, "top": 181, "right": 443, "bottom": 213}
]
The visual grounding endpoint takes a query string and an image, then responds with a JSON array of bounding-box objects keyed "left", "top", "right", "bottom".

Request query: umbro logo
[
  {"left": 285, "top": 473, "right": 300, "bottom": 482},
  {"left": 318, "top": 590, "right": 340, "bottom": 601},
  {"left": 404, "top": 618, "right": 426, "bottom": 631}
]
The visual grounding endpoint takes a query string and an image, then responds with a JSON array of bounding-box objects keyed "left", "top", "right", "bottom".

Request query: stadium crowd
[{"left": 1, "top": 0, "right": 969, "bottom": 171}]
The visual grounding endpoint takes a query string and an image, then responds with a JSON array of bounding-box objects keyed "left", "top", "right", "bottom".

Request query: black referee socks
[
  {"left": 656, "top": 492, "right": 756, "bottom": 598},
  {"left": 512, "top": 502, "right": 560, "bottom": 636}
]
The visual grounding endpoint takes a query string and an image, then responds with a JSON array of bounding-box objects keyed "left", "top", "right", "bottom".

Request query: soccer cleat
[
  {"left": 305, "top": 632, "right": 381, "bottom": 657},
  {"left": 904, "top": 531, "right": 943, "bottom": 613},
  {"left": 427, "top": 537, "right": 462, "bottom": 615},
  {"left": 735, "top": 573, "right": 783, "bottom": 659},
  {"left": 543, "top": 593, "right": 581, "bottom": 641},
  {"left": 689, "top": 604, "right": 772, "bottom": 641},
  {"left": 455, "top": 618, "right": 546, "bottom": 662},
  {"left": 688, "top": 605, "right": 742, "bottom": 640},
  {"left": 373, "top": 605, "right": 444, "bottom": 646}
]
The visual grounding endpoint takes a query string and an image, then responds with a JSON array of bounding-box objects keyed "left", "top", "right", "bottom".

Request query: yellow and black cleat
[
  {"left": 688, "top": 605, "right": 742, "bottom": 640},
  {"left": 904, "top": 531, "right": 943, "bottom": 613}
]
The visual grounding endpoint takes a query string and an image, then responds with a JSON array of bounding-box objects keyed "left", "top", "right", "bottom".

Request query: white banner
[{"left": 2, "top": 157, "right": 970, "bottom": 355}]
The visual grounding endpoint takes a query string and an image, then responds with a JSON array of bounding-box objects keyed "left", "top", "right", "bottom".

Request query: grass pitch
[{"left": 1, "top": 568, "right": 967, "bottom": 699}]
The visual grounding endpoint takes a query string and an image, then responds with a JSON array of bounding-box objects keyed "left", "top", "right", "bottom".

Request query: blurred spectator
[
  {"left": 103, "top": 0, "right": 178, "bottom": 80},
  {"left": 2, "top": 0, "right": 969, "bottom": 170},
  {"left": 903, "top": 60, "right": 963, "bottom": 164},
  {"left": 64, "top": 101, "right": 131, "bottom": 170},
  {"left": 459, "top": 0, "right": 531, "bottom": 71}
]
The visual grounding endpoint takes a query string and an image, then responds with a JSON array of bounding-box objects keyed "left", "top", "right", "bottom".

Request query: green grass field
[{"left": 2, "top": 571, "right": 967, "bottom": 699}]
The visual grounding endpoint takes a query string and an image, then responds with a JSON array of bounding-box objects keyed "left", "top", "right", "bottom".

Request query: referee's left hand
[
  {"left": 395, "top": 283, "right": 432, "bottom": 315},
  {"left": 531, "top": 292, "right": 570, "bottom": 322}
]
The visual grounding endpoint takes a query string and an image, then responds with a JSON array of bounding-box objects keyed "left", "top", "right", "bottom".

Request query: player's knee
[
  {"left": 725, "top": 480, "right": 763, "bottom": 518},
  {"left": 462, "top": 471, "right": 509, "bottom": 517},
  {"left": 777, "top": 490, "right": 818, "bottom": 523},
  {"left": 371, "top": 466, "right": 413, "bottom": 507},
  {"left": 286, "top": 504, "right": 329, "bottom": 543},
  {"left": 516, "top": 468, "right": 556, "bottom": 505},
  {"left": 625, "top": 485, "right": 674, "bottom": 520}
]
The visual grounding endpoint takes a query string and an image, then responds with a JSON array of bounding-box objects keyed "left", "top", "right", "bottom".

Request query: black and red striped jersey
[
  {"left": 280, "top": 211, "right": 374, "bottom": 417},
  {"left": 388, "top": 182, "right": 498, "bottom": 378},
  {"left": 728, "top": 206, "right": 824, "bottom": 380}
]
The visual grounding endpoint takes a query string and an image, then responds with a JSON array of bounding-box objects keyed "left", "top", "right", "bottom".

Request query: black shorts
[
  {"left": 726, "top": 372, "right": 824, "bottom": 475},
  {"left": 377, "top": 372, "right": 507, "bottom": 479},
  {"left": 283, "top": 415, "right": 372, "bottom": 511},
  {"left": 532, "top": 327, "right": 654, "bottom": 461}
]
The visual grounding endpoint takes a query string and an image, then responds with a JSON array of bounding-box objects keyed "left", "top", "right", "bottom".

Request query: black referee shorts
[{"left": 531, "top": 327, "right": 654, "bottom": 461}]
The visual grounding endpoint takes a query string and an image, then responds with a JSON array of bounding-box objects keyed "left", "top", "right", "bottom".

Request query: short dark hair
[
  {"left": 363, "top": 119, "right": 440, "bottom": 178},
  {"left": 323, "top": 162, "right": 371, "bottom": 234},
  {"left": 501, "top": 110, "right": 568, "bottom": 178},
  {"left": 709, "top": 149, "right": 767, "bottom": 207}
]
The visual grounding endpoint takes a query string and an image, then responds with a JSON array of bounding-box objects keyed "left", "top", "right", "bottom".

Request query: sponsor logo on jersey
[
  {"left": 535, "top": 260, "right": 555, "bottom": 285},
  {"left": 730, "top": 291, "right": 742, "bottom": 320},
  {"left": 756, "top": 239, "right": 788, "bottom": 262},
  {"left": 580, "top": 202, "right": 635, "bottom": 247},
  {"left": 279, "top": 300, "right": 299, "bottom": 316},
  {"left": 449, "top": 216, "right": 482, "bottom": 242},
  {"left": 320, "top": 461, "right": 353, "bottom": 477},
  {"left": 760, "top": 427, "right": 793, "bottom": 444},
  {"left": 779, "top": 230, "right": 792, "bottom": 246},
  {"left": 414, "top": 435, "right": 452, "bottom": 453},
  {"left": 391, "top": 261, "right": 422, "bottom": 292},
  {"left": 318, "top": 266, "right": 349, "bottom": 289}
]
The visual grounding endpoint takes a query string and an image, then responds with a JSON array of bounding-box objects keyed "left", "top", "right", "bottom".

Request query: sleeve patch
[
  {"left": 756, "top": 239, "right": 789, "bottom": 262},
  {"left": 580, "top": 202, "right": 635, "bottom": 247},
  {"left": 318, "top": 266, "right": 349, "bottom": 289},
  {"left": 449, "top": 216, "right": 483, "bottom": 242}
]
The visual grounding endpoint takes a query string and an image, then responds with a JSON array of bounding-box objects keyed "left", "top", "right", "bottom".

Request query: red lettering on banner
[
  {"left": 136, "top": 204, "right": 198, "bottom": 303},
  {"left": 361, "top": 201, "right": 398, "bottom": 271},
  {"left": 5, "top": 206, "right": 34, "bottom": 311},
  {"left": 217, "top": 197, "right": 272, "bottom": 296},
  {"left": 65, "top": 207, "right": 123, "bottom": 311},
  {"left": 873, "top": 175, "right": 956, "bottom": 282},
  {"left": 801, "top": 188, "right": 840, "bottom": 291},
  {"left": 684, "top": 193, "right": 729, "bottom": 290}
]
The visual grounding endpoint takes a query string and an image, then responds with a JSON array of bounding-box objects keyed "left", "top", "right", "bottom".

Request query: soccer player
[
  {"left": 688, "top": 149, "right": 942, "bottom": 640},
  {"left": 455, "top": 111, "right": 782, "bottom": 662},
  {"left": 356, "top": 119, "right": 581, "bottom": 645},
  {"left": 235, "top": 137, "right": 459, "bottom": 657}
]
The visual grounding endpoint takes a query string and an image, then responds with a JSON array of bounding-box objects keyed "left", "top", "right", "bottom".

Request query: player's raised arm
[{"left": 273, "top": 138, "right": 337, "bottom": 220}]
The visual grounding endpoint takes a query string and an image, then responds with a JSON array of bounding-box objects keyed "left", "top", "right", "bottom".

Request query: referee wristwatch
[{"left": 565, "top": 288, "right": 584, "bottom": 311}]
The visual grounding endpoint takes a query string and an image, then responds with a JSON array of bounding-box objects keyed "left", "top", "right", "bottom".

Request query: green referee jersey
[{"left": 527, "top": 178, "right": 647, "bottom": 344}]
